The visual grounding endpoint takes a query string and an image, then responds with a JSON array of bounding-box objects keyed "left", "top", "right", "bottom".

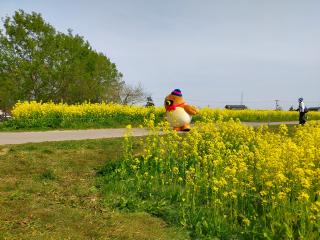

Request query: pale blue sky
[{"left": 1, "top": 0, "right": 319, "bottom": 109}]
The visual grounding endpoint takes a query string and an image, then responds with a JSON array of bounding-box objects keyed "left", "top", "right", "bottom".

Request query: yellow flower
[
  {"left": 298, "top": 192, "right": 310, "bottom": 202},
  {"left": 243, "top": 218, "right": 251, "bottom": 226},
  {"left": 172, "top": 167, "right": 179, "bottom": 175},
  {"left": 260, "top": 191, "right": 268, "bottom": 197},
  {"left": 277, "top": 192, "right": 286, "bottom": 200}
]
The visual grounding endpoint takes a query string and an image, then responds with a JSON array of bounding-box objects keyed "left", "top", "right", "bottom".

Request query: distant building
[
  {"left": 225, "top": 105, "right": 248, "bottom": 110},
  {"left": 308, "top": 107, "right": 320, "bottom": 111}
]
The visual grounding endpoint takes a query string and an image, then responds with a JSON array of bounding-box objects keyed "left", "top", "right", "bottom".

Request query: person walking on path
[{"left": 297, "top": 97, "right": 307, "bottom": 125}]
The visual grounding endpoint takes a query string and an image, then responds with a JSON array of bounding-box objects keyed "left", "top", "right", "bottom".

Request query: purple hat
[{"left": 171, "top": 89, "right": 182, "bottom": 97}]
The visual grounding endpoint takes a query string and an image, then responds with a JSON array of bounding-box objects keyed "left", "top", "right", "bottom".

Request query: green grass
[
  {"left": 0, "top": 139, "right": 189, "bottom": 239},
  {"left": 0, "top": 118, "right": 140, "bottom": 132}
]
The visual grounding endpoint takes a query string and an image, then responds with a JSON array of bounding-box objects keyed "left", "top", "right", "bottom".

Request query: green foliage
[
  {"left": 38, "top": 169, "right": 56, "bottom": 181},
  {"left": 0, "top": 10, "right": 123, "bottom": 109}
]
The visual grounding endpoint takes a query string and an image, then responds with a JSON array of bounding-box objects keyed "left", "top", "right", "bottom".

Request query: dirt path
[
  {"left": 0, "top": 128, "right": 149, "bottom": 145},
  {"left": 0, "top": 121, "right": 299, "bottom": 145}
]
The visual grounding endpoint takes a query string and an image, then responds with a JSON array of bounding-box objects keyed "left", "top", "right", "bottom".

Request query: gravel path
[
  {"left": 0, "top": 121, "right": 299, "bottom": 145},
  {"left": 0, "top": 128, "right": 149, "bottom": 145}
]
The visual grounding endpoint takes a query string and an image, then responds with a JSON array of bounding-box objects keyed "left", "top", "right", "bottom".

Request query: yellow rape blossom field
[
  {"left": 5, "top": 101, "right": 320, "bottom": 129},
  {"left": 100, "top": 119, "right": 320, "bottom": 239},
  {"left": 7, "top": 101, "right": 163, "bottom": 129},
  {"left": 2, "top": 101, "right": 320, "bottom": 238}
]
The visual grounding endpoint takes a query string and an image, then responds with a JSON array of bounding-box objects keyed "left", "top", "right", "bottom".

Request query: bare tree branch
[{"left": 120, "top": 82, "right": 147, "bottom": 105}]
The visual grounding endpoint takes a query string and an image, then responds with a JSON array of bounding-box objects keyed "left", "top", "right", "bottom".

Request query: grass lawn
[
  {"left": 0, "top": 120, "right": 137, "bottom": 132},
  {"left": 0, "top": 139, "right": 189, "bottom": 240}
]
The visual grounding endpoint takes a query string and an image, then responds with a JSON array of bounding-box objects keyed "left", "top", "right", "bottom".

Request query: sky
[{"left": 1, "top": 0, "right": 319, "bottom": 109}]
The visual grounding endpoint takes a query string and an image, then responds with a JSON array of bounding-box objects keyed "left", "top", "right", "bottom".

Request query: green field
[{"left": 0, "top": 139, "right": 189, "bottom": 240}]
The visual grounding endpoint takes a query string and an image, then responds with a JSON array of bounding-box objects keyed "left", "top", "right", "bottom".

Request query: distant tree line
[{"left": 0, "top": 10, "right": 146, "bottom": 111}]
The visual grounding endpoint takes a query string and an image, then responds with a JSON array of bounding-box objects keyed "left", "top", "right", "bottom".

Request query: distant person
[{"left": 297, "top": 97, "right": 308, "bottom": 125}]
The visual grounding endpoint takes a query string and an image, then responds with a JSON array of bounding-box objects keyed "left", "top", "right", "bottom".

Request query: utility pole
[
  {"left": 274, "top": 99, "right": 280, "bottom": 110},
  {"left": 240, "top": 91, "right": 243, "bottom": 105}
]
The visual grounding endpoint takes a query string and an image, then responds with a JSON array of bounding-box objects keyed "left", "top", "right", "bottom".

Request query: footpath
[{"left": 0, "top": 121, "right": 299, "bottom": 145}]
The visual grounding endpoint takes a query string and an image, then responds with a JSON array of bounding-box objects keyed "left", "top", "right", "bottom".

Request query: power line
[{"left": 151, "top": 96, "right": 320, "bottom": 104}]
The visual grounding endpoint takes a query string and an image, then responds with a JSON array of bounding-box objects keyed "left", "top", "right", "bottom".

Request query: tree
[
  {"left": 120, "top": 82, "right": 147, "bottom": 105},
  {"left": 0, "top": 79, "right": 15, "bottom": 111},
  {"left": 0, "top": 10, "right": 124, "bottom": 108}
]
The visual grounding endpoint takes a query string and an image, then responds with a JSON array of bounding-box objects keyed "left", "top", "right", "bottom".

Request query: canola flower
[
  {"left": 195, "top": 107, "right": 320, "bottom": 122},
  {"left": 10, "top": 101, "right": 164, "bottom": 128},
  {"left": 9, "top": 101, "right": 320, "bottom": 129},
  {"left": 121, "top": 119, "right": 320, "bottom": 239}
]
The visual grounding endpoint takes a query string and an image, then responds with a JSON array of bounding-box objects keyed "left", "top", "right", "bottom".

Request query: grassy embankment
[{"left": 0, "top": 138, "right": 189, "bottom": 240}]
